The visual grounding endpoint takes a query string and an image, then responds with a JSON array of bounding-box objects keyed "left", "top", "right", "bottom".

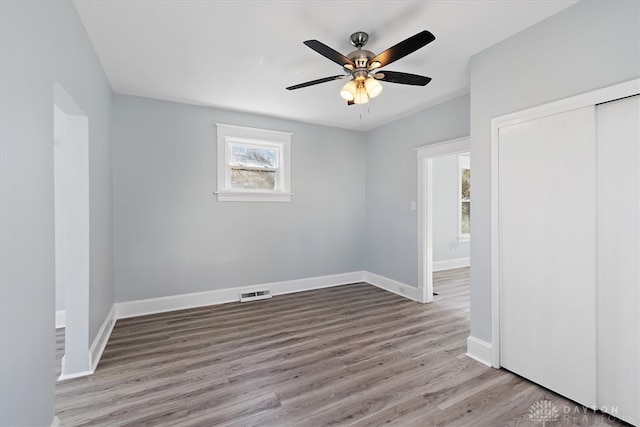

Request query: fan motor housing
[{"left": 347, "top": 49, "right": 374, "bottom": 70}]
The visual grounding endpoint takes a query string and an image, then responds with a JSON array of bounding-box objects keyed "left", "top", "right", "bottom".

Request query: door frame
[
  {"left": 416, "top": 136, "right": 470, "bottom": 304},
  {"left": 490, "top": 78, "right": 640, "bottom": 368}
]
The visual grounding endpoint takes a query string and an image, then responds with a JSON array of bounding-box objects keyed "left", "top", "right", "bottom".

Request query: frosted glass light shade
[
  {"left": 364, "top": 77, "right": 383, "bottom": 98},
  {"left": 354, "top": 85, "right": 369, "bottom": 104},
  {"left": 340, "top": 80, "right": 357, "bottom": 101}
]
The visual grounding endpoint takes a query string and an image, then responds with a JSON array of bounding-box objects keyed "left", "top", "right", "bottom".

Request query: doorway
[
  {"left": 416, "top": 136, "right": 470, "bottom": 303},
  {"left": 54, "top": 82, "right": 90, "bottom": 379}
]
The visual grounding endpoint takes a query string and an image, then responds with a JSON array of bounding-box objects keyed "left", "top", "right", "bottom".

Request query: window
[
  {"left": 458, "top": 154, "right": 470, "bottom": 241},
  {"left": 216, "top": 123, "right": 292, "bottom": 202}
]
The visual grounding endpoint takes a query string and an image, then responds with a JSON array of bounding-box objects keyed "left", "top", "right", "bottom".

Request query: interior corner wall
[
  {"left": 112, "top": 94, "right": 366, "bottom": 302},
  {"left": 432, "top": 154, "right": 470, "bottom": 263},
  {"left": 469, "top": 0, "right": 640, "bottom": 343},
  {"left": 364, "top": 94, "right": 471, "bottom": 287},
  {"left": 0, "top": 1, "right": 113, "bottom": 425}
]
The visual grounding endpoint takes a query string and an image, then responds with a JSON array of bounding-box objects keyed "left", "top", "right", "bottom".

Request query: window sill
[
  {"left": 458, "top": 236, "right": 470, "bottom": 243},
  {"left": 215, "top": 191, "right": 293, "bottom": 202}
]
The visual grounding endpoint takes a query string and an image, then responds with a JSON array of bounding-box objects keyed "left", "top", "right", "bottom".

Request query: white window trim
[
  {"left": 458, "top": 154, "right": 470, "bottom": 242},
  {"left": 215, "top": 123, "right": 292, "bottom": 202}
]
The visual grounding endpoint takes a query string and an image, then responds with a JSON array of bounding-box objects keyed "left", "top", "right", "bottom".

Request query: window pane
[
  {"left": 230, "top": 145, "right": 277, "bottom": 168},
  {"left": 231, "top": 169, "right": 275, "bottom": 189},
  {"left": 461, "top": 168, "right": 471, "bottom": 200},
  {"left": 461, "top": 201, "right": 471, "bottom": 234}
]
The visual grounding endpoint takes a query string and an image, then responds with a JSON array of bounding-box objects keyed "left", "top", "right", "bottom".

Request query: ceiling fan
[{"left": 286, "top": 30, "right": 435, "bottom": 105}]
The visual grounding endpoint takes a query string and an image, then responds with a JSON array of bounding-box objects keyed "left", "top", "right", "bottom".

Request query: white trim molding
[
  {"left": 58, "top": 306, "right": 116, "bottom": 381},
  {"left": 89, "top": 305, "right": 117, "bottom": 372},
  {"left": 490, "top": 78, "right": 640, "bottom": 368},
  {"left": 364, "top": 272, "right": 420, "bottom": 302},
  {"left": 415, "top": 136, "right": 471, "bottom": 159},
  {"left": 114, "top": 271, "right": 422, "bottom": 321},
  {"left": 215, "top": 123, "right": 293, "bottom": 202},
  {"left": 116, "top": 272, "right": 366, "bottom": 319},
  {"left": 433, "top": 257, "right": 470, "bottom": 272},
  {"left": 466, "top": 336, "right": 493, "bottom": 367},
  {"left": 416, "top": 136, "right": 471, "bottom": 304},
  {"left": 55, "top": 310, "right": 66, "bottom": 329},
  {"left": 58, "top": 359, "right": 93, "bottom": 381},
  {"left": 213, "top": 191, "right": 294, "bottom": 202}
]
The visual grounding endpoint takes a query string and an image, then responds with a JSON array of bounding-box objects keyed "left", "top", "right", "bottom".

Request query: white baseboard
[
  {"left": 58, "top": 305, "right": 117, "bottom": 381},
  {"left": 55, "top": 310, "right": 65, "bottom": 329},
  {"left": 364, "top": 272, "right": 419, "bottom": 302},
  {"left": 58, "top": 353, "right": 93, "bottom": 381},
  {"left": 51, "top": 416, "right": 60, "bottom": 427},
  {"left": 115, "top": 271, "right": 366, "bottom": 319},
  {"left": 89, "top": 305, "right": 116, "bottom": 372},
  {"left": 465, "top": 335, "right": 493, "bottom": 367},
  {"left": 68, "top": 271, "right": 418, "bottom": 380},
  {"left": 433, "top": 257, "right": 470, "bottom": 272}
]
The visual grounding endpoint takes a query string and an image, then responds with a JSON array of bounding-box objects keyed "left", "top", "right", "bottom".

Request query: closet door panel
[
  {"left": 596, "top": 95, "right": 639, "bottom": 426},
  {"left": 499, "top": 106, "right": 597, "bottom": 408}
]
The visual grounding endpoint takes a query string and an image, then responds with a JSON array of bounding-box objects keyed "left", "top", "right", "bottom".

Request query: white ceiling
[{"left": 74, "top": 0, "right": 578, "bottom": 131}]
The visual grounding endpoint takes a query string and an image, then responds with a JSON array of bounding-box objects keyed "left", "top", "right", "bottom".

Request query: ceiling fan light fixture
[
  {"left": 364, "top": 77, "right": 383, "bottom": 98},
  {"left": 289, "top": 30, "right": 435, "bottom": 105},
  {"left": 354, "top": 84, "right": 369, "bottom": 104},
  {"left": 340, "top": 80, "right": 357, "bottom": 101}
]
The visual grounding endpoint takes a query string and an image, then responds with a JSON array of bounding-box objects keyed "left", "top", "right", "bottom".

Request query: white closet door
[
  {"left": 498, "top": 106, "right": 597, "bottom": 408},
  {"left": 596, "top": 95, "right": 639, "bottom": 425}
]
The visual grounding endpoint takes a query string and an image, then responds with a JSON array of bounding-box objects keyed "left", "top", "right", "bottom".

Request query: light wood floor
[{"left": 55, "top": 268, "right": 628, "bottom": 426}]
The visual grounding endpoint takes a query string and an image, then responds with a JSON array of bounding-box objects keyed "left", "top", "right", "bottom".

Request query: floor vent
[{"left": 240, "top": 290, "right": 272, "bottom": 302}]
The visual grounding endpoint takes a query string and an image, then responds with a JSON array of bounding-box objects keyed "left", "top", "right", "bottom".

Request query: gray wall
[
  {"left": 364, "top": 94, "right": 470, "bottom": 286},
  {"left": 0, "top": 1, "right": 113, "bottom": 425},
  {"left": 113, "top": 94, "right": 366, "bottom": 302},
  {"left": 469, "top": 0, "right": 640, "bottom": 343},
  {"left": 432, "top": 154, "right": 470, "bottom": 263}
]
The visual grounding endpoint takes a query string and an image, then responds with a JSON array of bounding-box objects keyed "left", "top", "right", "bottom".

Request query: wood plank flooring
[{"left": 55, "top": 268, "right": 629, "bottom": 426}]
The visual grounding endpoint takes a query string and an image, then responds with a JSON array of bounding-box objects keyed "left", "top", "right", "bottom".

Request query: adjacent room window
[
  {"left": 458, "top": 154, "right": 470, "bottom": 241},
  {"left": 216, "top": 123, "right": 292, "bottom": 202}
]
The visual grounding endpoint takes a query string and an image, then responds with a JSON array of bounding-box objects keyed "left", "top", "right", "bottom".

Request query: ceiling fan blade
[
  {"left": 304, "top": 40, "right": 355, "bottom": 69},
  {"left": 286, "top": 75, "right": 346, "bottom": 90},
  {"left": 375, "top": 71, "right": 432, "bottom": 86},
  {"left": 370, "top": 30, "right": 435, "bottom": 69}
]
